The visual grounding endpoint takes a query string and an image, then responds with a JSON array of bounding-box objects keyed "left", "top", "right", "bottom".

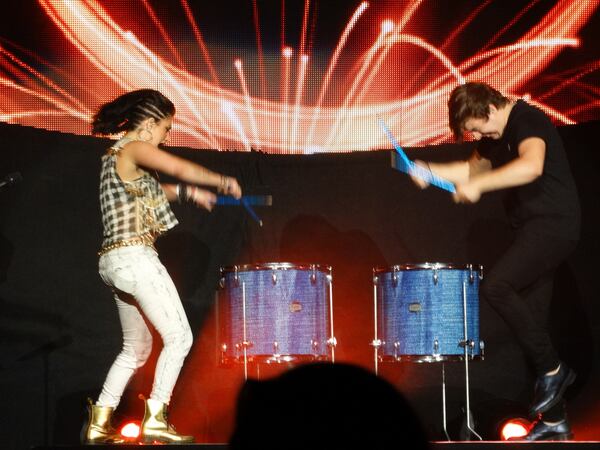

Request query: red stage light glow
[
  {"left": 500, "top": 418, "right": 531, "bottom": 440},
  {"left": 0, "top": 1, "right": 598, "bottom": 152},
  {"left": 120, "top": 421, "right": 141, "bottom": 440}
]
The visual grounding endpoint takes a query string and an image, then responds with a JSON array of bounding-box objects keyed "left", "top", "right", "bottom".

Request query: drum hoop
[
  {"left": 378, "top": 354, "right": 484, "bottom": 363},
  {"left": 221, "top": 354, "right": 331, "bottom": 364},
  {"left": 220, "top": 262, "right": 332, "bottom": 274},
  {"left": 373, "top": 262, "right": 483, "bottom": 273}
]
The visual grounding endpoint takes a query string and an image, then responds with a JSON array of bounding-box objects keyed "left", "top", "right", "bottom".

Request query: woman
[{"left": 83, "top": 89, "right": 241, "bottom": 444}]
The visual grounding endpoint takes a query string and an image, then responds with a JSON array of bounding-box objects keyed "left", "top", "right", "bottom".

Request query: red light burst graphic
[{"left": 0, "top": 0, "right": 599, "bottom": 153}]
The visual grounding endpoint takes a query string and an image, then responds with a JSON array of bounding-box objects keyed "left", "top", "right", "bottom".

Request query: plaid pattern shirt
[{"left": 99, "top": 137, "right": 178, "bottom": 248}]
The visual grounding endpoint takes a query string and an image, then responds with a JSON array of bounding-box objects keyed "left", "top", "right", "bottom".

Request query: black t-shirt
[{"left": 477, "top": 100, "right": 580, "bottom": 239}]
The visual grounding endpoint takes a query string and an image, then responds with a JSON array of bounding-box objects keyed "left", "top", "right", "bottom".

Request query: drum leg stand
[
  {"left": 441, "top": 363, "right": 451, "bottom": 441},
  {"left": 456, "top": 282, "right": 482, "bottom": 441},
  {"left": 439, "top": 282, "right": 483, "bottom": 441},
  {"left": 241, "top": 281, "right": 251, "bottom": 380}
]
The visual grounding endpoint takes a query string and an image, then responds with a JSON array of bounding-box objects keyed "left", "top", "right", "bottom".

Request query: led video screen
[{"left": 1, "top": 0, "right": 599, "bottom": 153}]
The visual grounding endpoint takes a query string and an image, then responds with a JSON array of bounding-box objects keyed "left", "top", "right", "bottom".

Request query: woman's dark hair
[
  {"left": 92, "top": 89, "right": 175, "bottom": 135},
  {"left": 448, "top": 82, "right": 509, "bottom": 141}
]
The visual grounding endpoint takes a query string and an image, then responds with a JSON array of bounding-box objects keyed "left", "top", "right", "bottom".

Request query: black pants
[{"left": 480, "top": 230, "right": 577, "bottom": 376}]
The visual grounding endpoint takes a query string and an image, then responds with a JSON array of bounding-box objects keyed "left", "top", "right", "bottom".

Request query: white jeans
[{"left": 97, "top": 245, "right": 193, "bottom": 407}]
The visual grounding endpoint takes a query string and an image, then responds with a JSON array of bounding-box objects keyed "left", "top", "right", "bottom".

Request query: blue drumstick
[
  {"left": 378, "top": 118, "right": 456, "bottom": 193},
  {"left": 241, "top": 197, "right": 263, "bottom": 227},
  {"left": 217, "top": 195, "right": 272, "bottom": 226},
  {"left": 216, "top": 195, "right": 273, "bottom": 206}
]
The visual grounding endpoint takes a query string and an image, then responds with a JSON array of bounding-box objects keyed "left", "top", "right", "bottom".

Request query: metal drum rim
[
  {"left": 221, "top": 354, "right": 331, "bottom": 364},
  {"left": 373, "top": 262, "right": 483, "bottom": 273},
  {"left": 378, "top": 354, "right": 484, "bottom": 363},
  {"left": 220, "top": 262, "right": 332, "bottom": 273}
]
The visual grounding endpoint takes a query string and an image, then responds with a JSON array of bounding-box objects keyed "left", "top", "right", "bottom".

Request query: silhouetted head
[{"left": 229, "top": 362, "right": 430, "bottom": 450}]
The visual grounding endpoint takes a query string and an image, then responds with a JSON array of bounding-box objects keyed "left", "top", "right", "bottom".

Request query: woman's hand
[
  {"left": 188, "top": 186, "right": 217, "bottom": 211},
  {"left": 219, "top": 175, "right": 242, "bottom": 199}
]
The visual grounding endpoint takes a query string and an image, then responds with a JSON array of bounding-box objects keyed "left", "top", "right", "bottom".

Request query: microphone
[{"left": 0, "top": 172, "right": 22, "bottom": 190}]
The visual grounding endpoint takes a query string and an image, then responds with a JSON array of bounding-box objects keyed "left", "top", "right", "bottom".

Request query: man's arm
[
  {"left": 454, "top": 137, "right": 545, "bottom": 203},
  {"left": 414, "top": 150, "right": 491, "bottom": 188},
  {"left": 467, "top": 150, "right": 493, "bottom": 178},
  {"left": 427, "top": 160, "right": 470, "bottom": 185}
]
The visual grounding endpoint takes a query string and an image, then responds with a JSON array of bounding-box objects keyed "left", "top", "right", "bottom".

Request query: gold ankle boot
[
  {"left": 140, "top": 397, "right": 194, "bottom": 444},
  {"left": 82, "top": 398, "right": 125, "bottom": 444}
]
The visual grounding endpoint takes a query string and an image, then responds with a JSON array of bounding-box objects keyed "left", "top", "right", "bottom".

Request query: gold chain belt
[{"left": 98, "top": 234, "right": 156, "bottom": 256}]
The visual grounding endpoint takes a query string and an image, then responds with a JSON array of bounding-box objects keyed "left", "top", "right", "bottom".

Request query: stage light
[
  {"left": 5, "top": 1, "right": 596, "bottom": 152},
  {"left": 381, "top": 20, "right": 394, "bottom": 35},
  {"left": 500, "top": 418, "right": 531, "bottom": 440},
  {"left": 120, "top": 421, "right": 141, "bottom": 439}
]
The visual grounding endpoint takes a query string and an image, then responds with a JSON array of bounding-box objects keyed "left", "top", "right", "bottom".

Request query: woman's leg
[
  {"left": 98, "top": 245, "right": 193, "bottom": 405},
  {"left": 97, "top": 246, "right": 194, "bottom": 443},
  {"left": 97, "top": 249, "right": 154, "bottom": 408},
  {"left": 130, "top": 250, "right": 193, "bottom": 404},
  {"left": 96, "top": 292, "right": 153, "bottom": 407}
]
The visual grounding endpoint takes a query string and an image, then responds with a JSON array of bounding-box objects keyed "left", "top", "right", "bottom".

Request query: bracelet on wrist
[{"left": 176, "top": 183, "right": 191, "bottom": 203}]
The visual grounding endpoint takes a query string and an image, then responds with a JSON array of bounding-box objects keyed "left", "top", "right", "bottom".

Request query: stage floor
[{"left": 31, "top": 441, "right": 600, "bottom": 449}]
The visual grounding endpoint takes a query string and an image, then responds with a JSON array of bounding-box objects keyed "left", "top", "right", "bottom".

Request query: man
[{"left": 413, "top": 82, "right": 580, "bottom": 440}]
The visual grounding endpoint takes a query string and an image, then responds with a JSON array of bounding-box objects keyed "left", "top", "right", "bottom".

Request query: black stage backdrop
[{"left": 0, "top": 121, "right": 599, "bottom": 448}]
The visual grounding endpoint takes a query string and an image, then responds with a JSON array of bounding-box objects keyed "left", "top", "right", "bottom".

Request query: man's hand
[
  {"left": 410, "top": 160, "right": 431, "bottom": 189},
  {"left": 452, "top": 182, "right": 482, "bottom": 204}
]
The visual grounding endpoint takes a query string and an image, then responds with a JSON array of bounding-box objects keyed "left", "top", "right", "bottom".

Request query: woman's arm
[
  {"left": 161, "top": 183, "right": 178, "bottom": 201},
  {"left": 124, "top": 141, "right": 242, "bottom": 198},
  {"left": 162, "top": 183, "right": 218, "bottom": 210}
]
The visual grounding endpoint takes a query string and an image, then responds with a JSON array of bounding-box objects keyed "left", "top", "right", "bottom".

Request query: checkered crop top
[{"left": 99, "top": 136, "right": 178, "bottom": 250}]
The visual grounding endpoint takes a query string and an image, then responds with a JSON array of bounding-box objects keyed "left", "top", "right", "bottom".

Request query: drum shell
[
  {"left": 375, "top": 265, "right": 482, "bottom": 362},
  {"left": 217, "top": 264, "right": 332, "bottom": 363}
]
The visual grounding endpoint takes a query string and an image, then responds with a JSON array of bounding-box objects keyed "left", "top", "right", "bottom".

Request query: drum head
[
  {"left": 373, "top": 262, "right": 482, "bottom": 274},
  {"left": 221, "top": 262, "right": 332, "bottom": 274}
]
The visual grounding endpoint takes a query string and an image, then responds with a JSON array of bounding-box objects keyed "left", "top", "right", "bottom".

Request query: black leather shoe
[
  {"left": 509, "top": 419, "right": 573, "bottom": 441},
  {"left": 529, "top": 363, "right": 576, "bottom": 417}
]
